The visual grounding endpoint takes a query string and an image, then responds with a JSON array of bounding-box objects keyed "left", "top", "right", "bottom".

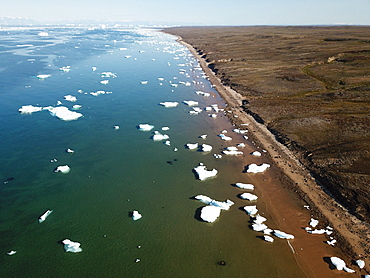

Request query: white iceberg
[
  {"left": 45, "top": 106, "right": 83, "bottom": 121},
  {"left": 233, "top": 128, "right": 248, "bottom": 134},
  {"left": 309, "top": 218, "right": 319, "bottom": 228},
  {"left": 201, "top": 144, "right": 212, "bottom": 152},
  {"left": 193, "top": 163, "right": 218, "bottom": 181},
  {"left": 223, "top": 150, "right": 243, "bottom": 155},
  {"left": 264, "top": 235, "right": 274, "bottom": 242},
  {"left": 330, "top": 257, "right": 355, "bottom": 273},
  {"left": 183, "top": 100, "right": 199, "bottom": 106},
  {"left": 326, "top": 239, "right": 337, "bottom": 246},
  {"left": 66, "top": 148, "right": 74, "bottom": 153},
  {"left": 218, "top": 134, "right": 232, "bottom": 141},
  {"left": 186, "top": 143, "right": 198, "bottom": 150},
  {"left": 240, "top": 193, "right": 258, "bottom": 201},
  {"left": 138, "top": 124, "right": 154, "bottom": 131},
  {"left": 307, "top": 229, "right": 333, "bottom": 235},
  {"left": 62, "top": 239, "right": 82, "bottom": 253},
  {"left": 235, "top": 183, "right": 254, "bottom": 190},
  {"left": 140, "top": 81, "right": 148, "bottom": 84},
  {"left": 195, "top": 91, "right": 210, "bottom": 97},
  {"left": 159, "top": 102, "right": 178, "bottom": 108},
  {"left": 59, "top": 66, "right": 71, "bottom": 72},
  {"left": 18, "top": 105, "right": 43, "bottom": 114},
  {"left": 200, "top": 205, "right": 221, "bottom": 223},
  {"left": 253, "top": 214, "right": 267, "bottom": 224},
  {"left": 39, "top": 210, "right": 53, "bottom": 223},
  {"left": 37, "top": 74, "right": 50, "bottom": 79},
  {"left": 251, "top": 151, "right": 262, "bottom": 157},
  {"left": 252, "top": 223, "right": 268, "bottom": 232},
  {"left": 7, "top": 250, "right": 17, "bottom": 255},
  {"left": 199, "top": 134, "right": 207, "bottom": 139},
  {"left": 355, "top": 259, "right": 365, "bottom": 269},
  {"left": 245, "top": 163, "right": 270, "bottom": 173},
  {"left": 132, "top": 210, "right": 142, "bottom": 221},
  {"left": 100, "top": 80, "right": 109, "bottom": 85},
  {"left": 152, "top": 131, "right": 169, "bottom": 141},
  {"left": 72, "top": 105, "right": 82, "bottom": 110},
  {"left": 64, "top": 95, "right": 77, "bottom": 102},
  {"left": 38, "top": 32, "right": 49, "bottom": 37},
  {"left": 273, "top": 230, "right": 294, "bottom": 239},
  {"left": 195, "top": 195, "right": 234, "bottom": 210},
  {"left": 243, "top": 205, "right": 258, "bottom": 216},
  {"left": 54, "top": 165, "right": 70, "bottom": 174},
  {"left": 101, "top": 72, "right": 117, "bottom": 78},
  {"left": 161, "top": 126, "right": 170, "bottom": 131},
  {"left": 114, "top": 125, "right": 120, "bottom": 130}
]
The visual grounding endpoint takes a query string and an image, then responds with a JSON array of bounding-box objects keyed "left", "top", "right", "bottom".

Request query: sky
[{"left": 1, "top": 0, "right": 370, "bottom": 26}]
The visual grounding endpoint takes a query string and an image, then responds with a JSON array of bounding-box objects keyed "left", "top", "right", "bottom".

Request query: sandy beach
[{"left": 171, "top": 34, "right": 370, "bottom": 277}]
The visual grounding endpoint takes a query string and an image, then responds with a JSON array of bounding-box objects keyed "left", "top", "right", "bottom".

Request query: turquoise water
[{"left": 0, "top": 27, "right": 305, "bottom": 277}]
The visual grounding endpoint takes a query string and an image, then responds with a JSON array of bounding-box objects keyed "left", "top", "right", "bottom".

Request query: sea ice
[
  {"left": 46, "top": 106, "right": 83, "bottom": 121},
  {"left": 273, "top": 230, "right": 294, "bottom": 239},
  {"left": 132, "top": 210, "right": 142, "bottom": 221},
  {"left": 161, "top": 127, "right": 170, "bottom": 131},
  {"left": 195, "top": 195, "right": 234, "bottom": 210},
  {"left": 18, "top": 105, "right": 43, "bottom": 114},
  {"left": 326, "top": 239, "right": 337, "bottom": 246},
  {"left": 254, "top": 214, "right": 267, "bottom": 224},
  {"left": 200, "top": 205, "right": 221, "bottom": 223},
  {"left": 159, "top": 102, "right": 179, "bottom": 108},
  {"left": 307, "top": 229, "right": 332, "bottom": 235},
  {"left": 199, "top": 134, "right": 207, "bottom": 139},
  {"left": 223, "top": 150, "right": 243, "bottom": 155},
  {"left": 186, "top": 143, "right": 198, "bottom": 150},
  {"left": 101, "top": 72, "right": 117, "bottom": 78},
  {"left": 114, "top": 125, "right": 120, "bottom": 130},
  {"left": 72, "top": 105, "right": 82, "bottom": 110},
  {"left": 243, "top": 205, "right": 258, "bottom": 216},
  {"left": 264, "top": 235, "right": 274, "bottom": 242},
  {"left": 329, "top": 257, "right": 355, "bottom": 273},
  {"left": 233, "top": 129, "right": 248, "bottom": 134},
  {"left": 193, "top": 163, "right": 218, "bottom": 181},
  {"left": 59, "top": 66, "right": 70, "bottom": 72},
  {"left": 245, "top": 163, "right": 270, "bottom": 173},
  {"left": 140, "top": 81, "right": 148, "bottom": 84},
  {"left": 7, "top": 250, "right": 17, "bottom": 255},
  {"left": 309, "top": 218, "right": 319, "bottom": 228},
  {"left": 235, "top": 183, "right": 254, "bottom": 190},
  {"left": 100, "top": 80, "right": 109, "bottom": 85},
  {"left": 240, "top": 193, "right": 258, "bottom": 201},
  {"left": 152, "top": 131, "right": 169, "bottom": 141},
  {"left": 66, "top": 148, "right": 74, "bottom": 153},
  {"left": 62, "top": 239, "right": 82, "bottom": 253},
  {"left": 237, "top": 143, "right": 246, "bottom": 148},
  {"left": 183, "top": 100, "right": 199, "bottom": 106},
  {"left": 38, "top": 32, "right": 49, "bottom": 37},
  {"left": 37, "top": 74, "right": 50, "bottom": 79},
  {"left": 195, "top": 91, "right": 210, "bottom": 97},
  {"left": 252, "top": 223, "right": 268, "bottom": 232},
  {"left": 138, "top": 124, "right": 154, "bottom": 131},
  {"left": 38, "top": 210, "right": 53, "bottom": 223},
  {"left": 64, "top": 95, "right": 77, "bottom": 102},
  {"left": 92, "top": 67, "right": 97, "bottom": 71},
  {"left": 201, "top": 144, "right": 212, "bottom": 152},
  {"left": 54, "top": 165, "right": 70, "bottom": 174},
  {"left": 218, "top": 134, "right": 232, "bottom": 141},
  {"left": 251, "top": 151, "right": 262, "bottom": 157}
]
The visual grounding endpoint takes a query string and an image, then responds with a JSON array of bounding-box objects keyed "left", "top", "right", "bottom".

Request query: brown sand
[{"left": 170, "top": 34, "right": 370, "bottom": 277}]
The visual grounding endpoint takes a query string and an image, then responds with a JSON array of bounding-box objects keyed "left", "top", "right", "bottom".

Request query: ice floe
[
  {"left": 309, "top": 218, "right": 319, "bottom": 228},
  {"left": 152, "top": 131, "right": 169, "bottom": 141},
  {"left": 223, "top": 149, "right": 243, "bottom": 155},
  {"left": 59, "top": 66, "right": 71, "bottom": 72},
  {"left": 306, "top": 229, "right": 333, "bottom": 235},
  {"left": 159, "top": 102, "right": 178, "bottom": 108},
  {"left": 132, "top": 210, "right": 142, "bottom": 221},
  {"left": 64, "top": 95, "right": 77, "bottom": 102},
  {"left": 355, "top": 259, "right": 365, "bottom": 269},
  {"left": 18, "top": 105, "right": 43, "bottom": 114},
  {"left": 218, "top": 134, "right": 232, "bottom": 141},
  {"left": 201, "top": 144, "right": 212, "bottom": 152},
  {"left": 7, "top": 250, "right": 17, "bottom": 255},
  {"left": 138, "top": 124, "right": 154, "bottom": 131},
  {"left": 273, "top": 230, "right": 294, "bottom": 239},
  {"left": 39, "top": 210, "right": 53, "bottom": 223},
  {"left": 193, "top": 163, "right": 218, "bottom": 181},
  {"left": 326, "top": 239, "right": 337, "bottom": 246},
  {"left": 66, "top": 148, "right": 74, "bottom": 154},
  {"left": 38, "top": 31, "right": 49, "bottom": 37},
  {"left": 37, "top": 74, "right": 50, "bottom": 79},
  {"left": 244, "top": 205, "right": 258, "bottom": 216},
  {"left": 329, "top": 257, "right": 355, "bottom": 273},
  {"left": 46, "top": 106, "right": 83, "bottom": 121},
  {"left": 72, "top": 105, "right": 82, "bottom": 110},
  {"left": 240, "top": 193, "right": 258, "bottom": 201},
  {"left": 183, "top": 100, "right": 199, "bottom": 106},
  {"left": 54, "top": 165, "right": 70, "bottom": 174},
  {"left": 100, "top": 80, "right": 109, "bottom": 85},
  {"left": 101, "top": 72, "right": 117, "bottom": 78},
  {"left": 264, "top": 235, "right": 274, "bottom": 242},
  {"left": 252, "top": 223, "right": 268, "bottom": 232},
  {"left": 186, "top": 143, "right": 198, "bottom": 150},
  {"left": 161, "top": 126, "right": 170, "bottom": 131},
  {"left": 251, "top": 151, "right": 262, "bottom": 157},
  {"left": 90, "top": 90, "right": 112, "bottom": 96},
  {"left": 62, "top": 239, "right": 82, "bottom": 253},
  {"left": 199, "top": 134, "right": 207, "bottom": 139},
  {"left": 200, "top": 205, "right": 221, "bottom": 223},
  {"left": 244, "top": 163, "right": 270, "bottom": 173},
  {"left": 195, "top": 91, "right": 210, "bottom": 97},
  {"left": 235, "top": 183, "right": 254, "bottom": 190}
]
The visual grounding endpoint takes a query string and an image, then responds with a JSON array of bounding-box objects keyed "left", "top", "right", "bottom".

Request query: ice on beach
[
  {"left": 195, "top": 91, "right": 210, "bottom": 97},
  {"left": 186, "top": 143, "right": 198, "bottom": 150},
  {"left": 326, "top": 239, "right": 337, "bottom": 246},
  {"left": 164, "top": 140, "right": 170, "bottom": 146},
  {"left": 18, "top": 105, "right": 43, "bottom": 114},
  {"left": 183, "top": 100, "right": 199, "bottom": 106},
  {"left": 240, "top": 193, "right": 258, "bottom": 201},
  {"left": 54, "top": 165, "right": 70, "bottom": 174},
  {"left": 218, "top": 134, "right": 232, "bottom": 141},
  {"left": 193, "top": 163, "right": 218, "bottom": 181},
  {"left": 38, "top": 32, "right": 49, "bottom": 37},
  {"left": 245, "top": 163, "right": 270, "bottom": 173},
  {"left": 251, "top": 151, "right": 262, "bottom": 157},
  {"left": 62, "top": 239, "right": 82, "bottom": 253},
  {"left": 273, "top": 230, "right": 294, "bottom": 239},
  {"left": 252, "top": 223, "right": 268, "bottom": 232},
  {"left": 233, "top": 129, "right": 248, "bottom": 134},
  {"left": 152, "top": 131, "right": 169, "bottom": 141},
  {"left": 243, "top": 205, "right": 258, "bottom": 216},
  {"left": 201, "top": 144, "right": 212, "bottom": 152},
  {"left": 100, "top": 80, "right": 109, "bottom": 85},
  {"left": 159, "top": 102, "right": 179, "bottom": 108},
  {"left": 356, "top": 259, "right": 365, "bottom": 269},
  {"left": 138, "top": 124, "right": 154, "bottom": 131},
  {"left": 235, "top": 183, "right": 254, "bottom": 190},
  {"left": 223, "top": 150, "right": 243, "bottom": 155},
  {"left": 200, "top": 205, "right": 221, "bottom": 223},
  {"left": 7, "top": 250, "right": 17, "bottom": 255},
  {"left": 329, "top": 257, "right": 355, "bottom": 273},
  {"left": 309, "top": 218, "right": 319, "bottom": 228},
  {"left": 38, "top": 210, "right": 53, "bottom": 223},
  {"left": 64, "top": 95, "right": 77, "bottom": 102},
  {"left": 132, "top": 210, "right": 142, "bottom": 221},
  {"left": 37, "top": 74, "right": 50, "bottom": 79},
  {"left": 46, "top": 106, "right": 83, "bottom": 121},
  {"left": 264, "top": 235, "right": 274, "bottom": 242},
  {"left": 214, "top": 154, "right": 222, "bottom": 159}
]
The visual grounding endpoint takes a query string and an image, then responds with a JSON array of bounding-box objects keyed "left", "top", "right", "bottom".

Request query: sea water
[{"left": 0, "top": 26, "right": 306, "bottom": 277}]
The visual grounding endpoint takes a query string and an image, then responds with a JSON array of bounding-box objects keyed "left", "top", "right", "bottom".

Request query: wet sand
[{"left": 169, "top": 34, "right": 370, "bottom": 277}]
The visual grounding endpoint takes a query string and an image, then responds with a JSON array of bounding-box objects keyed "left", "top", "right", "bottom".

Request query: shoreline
[{"left": 171, "top": 33, "right": 370, "bottom": 276}]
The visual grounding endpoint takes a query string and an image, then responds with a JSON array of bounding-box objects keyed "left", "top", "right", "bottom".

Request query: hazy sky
[{"left": 1, "top": 0, "right": 369, "bottom": 25}]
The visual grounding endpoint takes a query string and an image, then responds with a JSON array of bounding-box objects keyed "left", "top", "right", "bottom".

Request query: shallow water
[{"left": 0, "top": 26, "right": 306, "bottom": 277}]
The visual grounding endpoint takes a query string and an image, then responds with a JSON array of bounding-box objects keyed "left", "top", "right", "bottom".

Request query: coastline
[{"left": 170, "top": 33, "right": 370, "bottom": 276}]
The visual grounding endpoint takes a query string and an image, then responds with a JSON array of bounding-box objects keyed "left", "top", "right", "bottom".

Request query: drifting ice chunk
[
  {"left": 200, "top": 205, "right": 221, "bottom": 223},
  {"left": 273, "top": 230, "right": 294, "bottom": 239},
  {"left": 18, "top": 105, "right": 43, "bottom": 114},
  {"left": 7, "top": 250, "right": 17, "bottom": 255},
  {"left": 235, "top": 183, "right": 254, "bottom": 190},
  {"left": 183, "top": 100, "right": 199, "bottom": 106},
  {"left": 264, "top": 235, "right": 274, "bottom": 242},
  {"left": 54, "top": 165, "right": 70, "bottom": 174},
  {"left": 186, "top": 143, "right": 198, "bottom": 150},
  {"left": 195, "top": 195, "right": 234, "bottom": 210},
  {"left": 309, "top": 218, "right": 319, "bottom": 228},
  {"left": 243, "top": 205, "right": 258, "bottom": 216},
  {"left": 159, "top": 102, "right": 178, "bottom": 108},
  {"left": 223, "top": 150, "right": 243, "bottom": 155},
  {"left": 245, "top": 163, "right": 270, "bottom": 173},
  {"left": 193, "top": 163, "right": 217, "bottom": 181},
  {"left": 240, "top": 193, "right": 258, "bottom": 201},
  {"left": 218, "top": 134, "right": 232, "bottom": 141},
  {"left": 72, "top": 105, "right": 82, "bottom": 110},
  {"left": 39, "top": 210, "right": 53, "bottom": 223},
  {"left": 101, "top": 72, "right": 117, "bottom": 78},
  {"left": 140, "top": 81, "right": 148, "bottom": 84},
  {"left": 62, "top": 239, "right": 82, "bottom": 253},
  {"left": 329, "top": 257, "right": 347, "bottom": 271},
  {"left": 237, "top": 143, "right": 246, "bottom": 148},
  {"left": 100, "top": 80, "right": 109, "bottom": 85},
  {"left": 66, "top": 148, "right": 74, "bottom": 153},
  {"left": 114, "top": 125, "right": 120, "bottom": 130},
  {"left": 252, "top": 223, "right": 268, "bottom": 232},
  {"left": 46, "top": 106, "right": 83, "bottom": 121},
  {"left": 251, "top": 151, "right": 262, "bottom": 157},
  {"left": 201, "top": 144, "right": 212, "bottom": 152},
  {"left": 199, "top": 134, "right": 207, "bottom": 139},
  {"left": 60, "top": 66, "right": 71, "bottom": 72},
  {"left": 161, "top": 126, "right": 170, "bottom": 131},
  {"left": 152, "top": 131, "right": 169, "bottom": 141},
  {"left": 138, "top": 124, "right": 154, "bottom": 131},
  {"left": 195, "top": 91, "right": 210, "bottom": 97},
  {"left": 38, "top": 32, "right": 49, "bottom": 37},
  {"left": 37, "top": 74, "right": 50, "bottom": 79},
  {"left": 64, "top": 95, "right": 77, "bottom": 102},
  {"left": 307, "top": 229, "right": 333, "bottom": 235},
  {"left": 326, "top": 239, "right": 337, "bottom": 246},
  {"left": 254, "top": 214, "right": 267, "bottom": 224},
  {"left": 132, "top": 210, "right": 142, "bottom": 221},
  {"left": 356, "top": 259, "right": 365, "bottom": 269}
]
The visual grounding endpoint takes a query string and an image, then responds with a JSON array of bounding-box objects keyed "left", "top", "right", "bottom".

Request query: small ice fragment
[
  {"left": 54, "top": 165, "right": 70, "bottom": 174},
  {"left": 164, "top": 140, "right": 171, "bottom": 146},
  {"left": 240, "top": 193, "right": 258, "bottom": 201},
  {"left": 195, "top": 91, "right": 210, "bottom": 97},
  {"left": 101, "top": 72, "right": 117, "bottom": 78},
  {"left": 218, "top": 134, "right": 232, "bottom": 141},
  {"left": 66, "top": 148, "right": 74, "bottom": 154},
  {"left": 237, "top": 143, "right": 246, "bottom": 148},
  {"left": 193, "top": 163, "right": 217, "bottom": 181},
  {"left": 309, "top": 218, "right": 319, "bottom": 228},
  {"left": 138, "top": 124, "right": 154, "bottom": 131},
  {"left": 210, "top": 114, "right": 217, "bottom": 118},
  {"left": 307, "top": 229, "right": 330, "bottom": 235},
  {"left": 201, "top": 144, "right": 212, "bottom": 152},
  {"left": 326, "top": 239, "right": 337, "bottom": 246},
  {"left": 200, "top": 205, "right": 221, "bottom": 222},
  {"left": 114, "top": 125, "right": 120, "bottom": 130},
  {"left": 233, "top": 129, "right": 248, "bottom": 134},
  {"left": 59, "top": 66, "right": 71, "bottom": 72},
  {"left": 57, "top": 100, "right": 62, "bottom": 105},
  {"left": 92, "top": 67, "right": 97, "bottom": 71},
  {"left": 37, "top": 74, "right": 50, "bottom": 79},
  {"left": 252, "top": 223, "right": 268, "bottom": 232},
  {"left": 64, "top": 95, "right": 77, "bottom": 102},
  {"left": 243, "top": 205, "right": 258, "bottom": 216},
  {"left": 235, "top": 183, "right": 254, "bottom": 190},
  {"left": 132, "top": 210, "right": 142, "bottom": 221},
  {"left": 199, "top": 134, "right": 207, "bottom": 139},
  {"left": 159, "top": 102, "right": 178, "bottom": 108},
  {"left": 39, "top": 210, "right": 53, "bottom": 223},
  {"left": 140, "top": 81, "right": 148, "bottom": 84},
  {"left": 18, "top": 105, "right": 43, "bottom": 114},
  {"left": 330, "top": 257, "right": 352, "bottom": 272},
  {"left": 152, "top": 131, "right": 169, "bottom": 141},
  {"left": 222, "top": 150, "right": 243, "bottom": 155},
  {"left": 264, "top": 235, "right": 274, "bottom": 242},
  {"left": 7, "top": 250, "right": 17, "bottom": 255},
  {"left": 356, "top": 259, "right": 365, "bottom": 269},
  {"left": 213, "top": 154, "right": 222, "bottom": 159},
  {"left": 195, "top": 195, "right": 234, "bottom": 210},
  {"left": 186, "top": 143, "right": 198, "bottom": 150},
  {"left": 173, "top": 148, "right": 178, "bottom": 151},
  {"left": 72, "top": 105, "right": 82, "bottom": 110},
  {"left": 273, "top": 230, "right": 294, "bottom": 239},
  {"left": 253, "top": 214, "right": 267, "bottom": 224},
  {"left": 263, "top": 228, "right": 273, "bottom": 235},
  {"left": 45, "top": 106, "right": 83, "bottom": 121},
  {"left": 62, "top": 239, "right": 82, "bottom": 253},
  {"left": 183, "top": 100, "right": 199, "bottom": 106},
  {"left": 251, "top": 151, "right": 262, "bottom": 157},
  {"left": 38, "top": 32, "right": 49, "bottom": 37},
  {"left": 245, "top": 163, "right": 270, "bottom": 173},
  {"left": 135, "top": 258, "right": 141, "bottom": 263},
  {"left": 161, "top": 127, "right": 170, "bottom": 131},
  {"left": 100, "top": 80, "right": 109, "bottom": 85}
]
